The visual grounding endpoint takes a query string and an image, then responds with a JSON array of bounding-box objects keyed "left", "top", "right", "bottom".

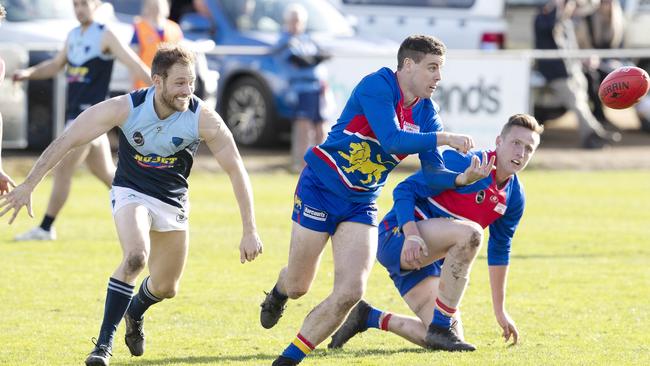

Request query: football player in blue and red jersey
[
  {"left": 328, "top": 114, "right": 544, "bottom": 352},
  {"left": 262, "top": 34, "right": 491, "bottom": 366}
]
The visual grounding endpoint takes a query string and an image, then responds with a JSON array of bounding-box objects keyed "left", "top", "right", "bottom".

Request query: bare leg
[
  {"left": 112, "top": 204, "right": 152, "bottom": 284},
  {"left": 291, "top": 118, "right": 311, "bottom": 172},
  {"left": 146, "top": 230, "right": 189, "bottom": 299},
  {"left": 44, "top": 143, "right": 91, "bottom": 217},
  {"left": 275, "top": 223, "right": 329, "bottom": 299},
  {"left": 85, "top": 134, "right": 116, "bottom": 188},
  {"left": 298, "top": 222, "right": 376, "bottom": 346}
]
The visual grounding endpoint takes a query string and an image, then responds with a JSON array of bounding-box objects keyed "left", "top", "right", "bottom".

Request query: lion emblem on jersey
[{"left": 338, "top": 141, "right": 395, "bottom": 185}]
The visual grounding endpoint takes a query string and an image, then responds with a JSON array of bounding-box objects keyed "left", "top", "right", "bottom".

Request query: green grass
[{"left": 1, "top": 170, "right": 649, "bottom": 365}]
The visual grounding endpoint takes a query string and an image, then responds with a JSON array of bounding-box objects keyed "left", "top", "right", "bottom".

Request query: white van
[{"left": 334, "top": 0, "right": 507, "bottom": 49}]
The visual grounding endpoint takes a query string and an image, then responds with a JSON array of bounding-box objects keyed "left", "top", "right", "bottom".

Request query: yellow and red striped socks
[{"left": 281, "top": 333, "right": 314, "bottom": 363}]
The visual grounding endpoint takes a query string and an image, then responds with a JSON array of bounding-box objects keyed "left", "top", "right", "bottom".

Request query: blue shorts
[
  {"left": 377, "top": 222, "right": 444, "bottom": 296},
  {"left": 295, "top": 90, "right": 323, "bottom": 122},
  {"left": 291, "top": 167, "right": 378, "bottom": 235}
]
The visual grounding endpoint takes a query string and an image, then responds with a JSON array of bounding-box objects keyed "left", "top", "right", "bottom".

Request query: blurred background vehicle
[
  {"left": 179, "top": 0, "right": 395, "bottom": 147},
  {"left": 333, "top": 0, "right": 507, "bottom": 50},
  {"left": 0, "top": 0, "right": 216, "bottom": 150}
]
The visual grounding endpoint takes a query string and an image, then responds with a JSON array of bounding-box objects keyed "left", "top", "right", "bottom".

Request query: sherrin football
[{"left": 598, "top": 66, "right": 650, "bottom": 109}]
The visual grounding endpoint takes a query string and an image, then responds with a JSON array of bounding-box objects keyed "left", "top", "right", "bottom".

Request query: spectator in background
[
  {"left": 576, "top": 0, "right": 625, "bottom": 131},
  {"left": 131, "top": 0, "right": 183, "bottom": 90},
  {"left": 0, "top": 4, "right": 16, "bottom": 195},
  {"left": 11, "top": 0, "right": 151, "bottom": 241},
  {"left": 278, "top": 3, "right": 331, "bottom": 172},
  {"left": 169, "top": 0, "right": 210, "bottom": 23},
  {"left": 534, "top": 0, "right": 621, "bottom": 149}
]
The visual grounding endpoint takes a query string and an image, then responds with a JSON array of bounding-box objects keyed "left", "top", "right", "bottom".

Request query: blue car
[{"left": 181, "top": 0, "right": 357, "bottom": 146}]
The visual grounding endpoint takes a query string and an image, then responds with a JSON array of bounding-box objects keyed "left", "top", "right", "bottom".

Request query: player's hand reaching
[
  {"left": 0, "top": 169, "right": 16, "bottom": 195},
  {"left": 441, "top": 132, "right": 474, "bottom": 154},
  {"left": 12, "top": 69, "right": 30, "bottom": 83},
  {"left": 455, "top": 151, "right": 496, "bottom": 186},
  {"left": 239, "top": 230, "right": 263, "bottom": 264},
  {"left": 0, "top": 183, "right": 34, "bottom": 224},
  {"left": 495, "top": 310, "right": 519, "bottom": 346},
  {"left": 401, "top": 234, "right": 429, "bottom": 270}
]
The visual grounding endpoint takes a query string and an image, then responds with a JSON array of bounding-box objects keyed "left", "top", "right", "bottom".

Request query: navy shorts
[
  {"left": 377, "top": 224, "right": 444, "bottom": 296},
  {"left": 291, "top": 166, "right": 378, "bottom": 235},
  {"left": 295, "top": 90, "right": 323, "bottom": 122}
]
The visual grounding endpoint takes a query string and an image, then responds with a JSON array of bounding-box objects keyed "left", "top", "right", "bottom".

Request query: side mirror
[{"left": 180, "top": 13, "right": 213, "bottom": 35}]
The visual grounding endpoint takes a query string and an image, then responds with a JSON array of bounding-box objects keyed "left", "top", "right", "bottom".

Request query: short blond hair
[{"left": 500, "top": 113, "right": 544, "bottom": 137}]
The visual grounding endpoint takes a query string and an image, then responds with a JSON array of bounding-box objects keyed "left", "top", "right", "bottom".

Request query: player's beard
[{"left": 161, "top": 84, "right": 189, "bottom": 112}]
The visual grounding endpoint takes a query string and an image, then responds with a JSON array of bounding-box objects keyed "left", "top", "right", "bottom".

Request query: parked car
[
  {"left": 179, "top": 0, "right": 394, "bottom": 146},
  {"left": 333, "top": 0, "right": 507, "bottom": 50},
  {"left": 0, "top": 0, "right": 216, "bottom": 150}
]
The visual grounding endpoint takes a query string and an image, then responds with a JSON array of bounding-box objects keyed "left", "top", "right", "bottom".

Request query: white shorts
[{"left": 110, "top": 186, "right": 189, "bottom": 232}]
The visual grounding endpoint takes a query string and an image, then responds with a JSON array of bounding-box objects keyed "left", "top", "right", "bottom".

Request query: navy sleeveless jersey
[
  {"left": 112, "top": 87, "right": 202, "bottom": 208},
  {"left": 65, "top": 22, "right": 114, "bottom": 120}
]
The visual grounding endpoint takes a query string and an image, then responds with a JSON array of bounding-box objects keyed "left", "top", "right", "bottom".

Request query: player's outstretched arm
[
  {"left": 489, "top": 265, "right": 519, "bottom": 345},
  {"left": 0, "top": 113, "right": 16, "bottom": 195},
  {"left": 0, "top": 96, "right": 129, "bottom": 223},
  {"left": 436, "top": 132, "right": 474, "bottom": 154},
  {"left": 199, "top": 107, "right": 263, "bottom": 264},
  {"left": 103, "top": 28, "right": 152, "bottom": 86},
  {"left": 13, "top": 41, "right": 68, "bottom": 82}
]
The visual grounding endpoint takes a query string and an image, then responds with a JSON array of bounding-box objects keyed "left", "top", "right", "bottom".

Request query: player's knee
[
  {"left": 151, "top": 283, "right": 179, "bottom": 299},
  {"left": 124, "top": 251, "right": 147, "bottom": 275},
  {"left": 333, "top": 286, "right": 364, "bottom": 311},
  {"left": 285, "top": 284, "right": 309, "bottom": 299},
  {"left": 463, "top": 223, "right": 484, "bottom": 250}
]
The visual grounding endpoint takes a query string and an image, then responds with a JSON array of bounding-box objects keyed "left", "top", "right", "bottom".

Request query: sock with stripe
[
  {"left": 281, "top": 333, "right": 314, "bottom": 363},
  {"left": 97, "top": 277, "right": 134, "bottom": 346},
  {"left": 127, "top": 276, "right": 162, "bottom": 320},
  {"left": 39, "top": 215, "right": 55, "bottom": 232},
  {"left": 366, "top": 306, "right": 392, "bottom": 331},
  {"left": 431, "top": 297, "right": 456, "bottom": 329}
]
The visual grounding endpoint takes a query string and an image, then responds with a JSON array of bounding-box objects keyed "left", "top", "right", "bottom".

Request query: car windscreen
[
  {"left": 101, "top": 0, "right": 140, "bottom": 16},
  {"left": 1, "top": 0, "right": 74, "bottom": 21},
  {"left": 341, "top": 0, "right": 475, "bottom": 8},
  {"left": 220, "top": 0, "right": 354, "bottom": 36}
]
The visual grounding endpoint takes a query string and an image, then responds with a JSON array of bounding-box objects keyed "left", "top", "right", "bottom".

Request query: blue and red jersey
[
  {"left": 382, "top": 149, "right": 526, "bottom": 265},
  {"left": 304, "top": 67, "right": 459, "bottom": 203}
]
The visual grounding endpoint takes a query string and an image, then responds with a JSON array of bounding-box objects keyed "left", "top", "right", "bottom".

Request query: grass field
[{"left": 1, "top": 169, "right": 649, "bottom": 366}]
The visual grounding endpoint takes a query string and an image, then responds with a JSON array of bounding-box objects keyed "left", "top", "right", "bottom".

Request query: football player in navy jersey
[
  {"left": 0, "top": 44, "right": 263, "bottom": 366},
  {"left": 260, "top": 34, "right": 492, "bottom": 366},
  {"left": 328, "top": 114, "right": 544, "bottom": 352},
  {"left": 12, "top": 0, "right": 151, "bottom": 242}
]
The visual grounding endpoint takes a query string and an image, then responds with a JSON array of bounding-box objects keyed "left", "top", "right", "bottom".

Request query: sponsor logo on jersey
[
  {"left": 134, "top": 153, "right": 178, "bottom": 169},
  {"left": 66, "top": 65, "right": 89, "bottom": 83},
  {"left": 403, "top": 121, "right": 420, "bottom": 133},
  {"left": 475, "top": 190, "right": 486, "bottom": 204},
  {"left": 303, "top": 205, "right": 327, "bottom": 222},
  {"left": 133, "top": 132, "right": 145, "bottom": 146},
  {"left": 490, "top": 195, "right": 499, "bottom": 203},
  {"left": 494, "top": 203, "right": 507, "bottom": 215}
]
